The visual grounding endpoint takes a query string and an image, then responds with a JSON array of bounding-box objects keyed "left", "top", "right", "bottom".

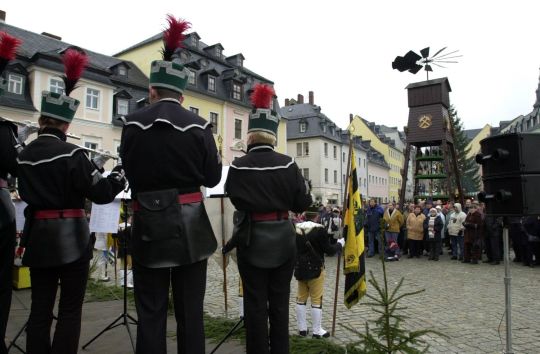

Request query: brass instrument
[{"left": 0, "top": 116, "right": 81, "bottom": 140}]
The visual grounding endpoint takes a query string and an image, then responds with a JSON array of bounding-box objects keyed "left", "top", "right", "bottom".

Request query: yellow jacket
[
  {"left": 406, "top": 212, "right": 426, "bottom": 240},
  {"left": 383, "top": 208, "right": 404, "bottom": 233}
]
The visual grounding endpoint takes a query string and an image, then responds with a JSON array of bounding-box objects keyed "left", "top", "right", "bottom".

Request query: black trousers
[
  {"left": 408, "top": 239, "right": 422, "bottom": 257},
  {"left": 238, "top": 256, "right": 295, "bottom": 354},
  {"left": 0, "top": 220, "right": 15, "bottom": 354},
  {"left": 133, "top": 260, "right": 207, "bottom": 354},
  {"left": 27, "top": 258, "right": 89, "bottom": 354}
]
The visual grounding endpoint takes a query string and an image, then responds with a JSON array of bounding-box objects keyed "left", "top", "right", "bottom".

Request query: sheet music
[
  {"left": 205, "top": 166, "right": 229, "bottom": 197},
  {"left": 14, "top": 200, "right": 27, "bottom": 232},
  {"left": 89, "top": 200, "right": 121, "bottom": 233}
]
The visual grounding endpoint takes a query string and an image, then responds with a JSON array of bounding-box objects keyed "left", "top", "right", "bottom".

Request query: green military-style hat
[
  {"left": 248, "top": 83, "right": 280, "bottom": 137},
  {"left": 0, "top": 31, "right": 22, "bottom": 95},
  {"left": 41, "top": 48, "right": 88, "bottom": 123},
  {"left": 150, "top": 15, "right": 191, "bottom": 94}
]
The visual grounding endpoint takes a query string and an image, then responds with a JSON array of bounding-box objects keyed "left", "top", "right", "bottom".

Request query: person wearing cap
[
  {"left": 294, "top": 203, "right": 344, "bottom": 339},
  {"left": 462, "top": 202, "right": 483, "bottom": 264},
  {"left": 0, "top": 31, "right": 23, "bottom": 354},
  {"left": 119, "top": 16, "right": 221, "bottom": 354},
  {"left": 423, "top": 208, "right": 443, "bottom": 260},
  {"left": 17, "top": 48, "right": 126, "bottom": 354},
  {"left": 225, "top": 83, "right": 311, "bottom": 353}
]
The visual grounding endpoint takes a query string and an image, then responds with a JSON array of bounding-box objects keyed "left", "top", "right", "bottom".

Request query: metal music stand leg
[
  {"left": 209, "top": 317, "right": 244, "bottom": 354},
  {"left": 82, "top": 197, "right": 137, "bottom": 352},
  {"left": 7, "top": 315, "right": 58, "bottom": 354}
]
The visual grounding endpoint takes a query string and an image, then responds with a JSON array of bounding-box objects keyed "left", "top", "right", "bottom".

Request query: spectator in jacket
[
  {"left": 365, "top": 199, "right": 384, "bottom": 257},
  {"left": 523, "top": 216, "right": 540, "bottom": 267},
  {"left": 447, "top": 203, "right": 466, "bottom": 260},
  {"left": 424, "top": 208, "right": 443, "bottom": 261},
  {"left": 383, "top": 202, "right": 404, "bottom": 259},
  {"left": 484, "top": 215, "right": 502, "bottom": 265},
  {"left": 463, "top": 202, "right": 483, "bottom": 264},
  {"left": 406, "top": 205, "right": 425, "bottom": 258}
]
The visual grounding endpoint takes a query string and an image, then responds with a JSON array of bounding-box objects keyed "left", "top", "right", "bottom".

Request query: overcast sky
[{"left": 4, "top": 1, "right": 540, "bottom": 131}]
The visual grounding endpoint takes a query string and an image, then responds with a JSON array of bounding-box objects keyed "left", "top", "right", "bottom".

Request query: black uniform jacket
[
  {"left": 0, "top": 121, "right": 18, "bottom": 228},
  {"left": 17, "top": 127, "right": 124, "bottom": 267},
  {"left": 120, "top": 98, "right": 222, "bottom": 268},
  {"left": 225, "top": 144, "right": 312, "bottom": 268}
]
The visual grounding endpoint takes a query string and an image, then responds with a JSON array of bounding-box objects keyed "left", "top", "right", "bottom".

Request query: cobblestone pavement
[{"left": 205, "top": 251, "right": 540, "bottom": 353}]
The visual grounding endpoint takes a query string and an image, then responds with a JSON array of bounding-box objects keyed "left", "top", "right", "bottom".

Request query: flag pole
[{"left": 331, "top": 115, "right": 354, "bottom": 336}]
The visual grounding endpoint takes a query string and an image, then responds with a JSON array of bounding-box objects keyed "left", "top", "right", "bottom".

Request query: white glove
[
  {"left": 17, "top": 124, "right": 39, "bottom": 143},
  {"left": 337, "top": 238, "right": 345, "bottom": 248},
  {"left": 91, "top": 153, "right": 111, "bottom": 171},
  {"left": 108, "top": 164, "right": 126, "bottom": 185}
]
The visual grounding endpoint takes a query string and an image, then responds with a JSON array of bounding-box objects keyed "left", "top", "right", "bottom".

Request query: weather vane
[{"left": 392, "top": 47, "right": 461, "bottom": 80}]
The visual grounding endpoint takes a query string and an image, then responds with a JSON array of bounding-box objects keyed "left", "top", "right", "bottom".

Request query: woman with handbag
[{"left": 294, "top": 205, "right": 344, "bottom": 338}]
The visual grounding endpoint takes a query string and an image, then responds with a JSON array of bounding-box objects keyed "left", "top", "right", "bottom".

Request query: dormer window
[
  {"left": 118, "top": 66, "right": 127, "bottom": 76},
  {"left": 8, "top": 74, "right": 23, "bottom": 95},
  {"left": 216, "top": 47, "right": 222, "bottom": 58},
  {"left": 322, "top": 124, "right": 327, "bottom": 133},
  {"left": 117, "top": 98, "right": 129, "bottom": 115},
  {"left": 232, "top": 82, "right": 242, "bottom": 100},
  {"left": 299, "top": 122, "right": 307, "bottom": 133},
  {"left": 188, "top": 69, "right": 197, "bottom": 85},
  {"left": 208, "top": 76, "right": 216, "bottom": 92},
  {"left": 330, "top": 127, "right": 335, "bottom": 136}
]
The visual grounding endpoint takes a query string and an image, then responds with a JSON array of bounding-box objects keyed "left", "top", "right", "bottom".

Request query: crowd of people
[{"left": 294, "top": 198, "right": 540, "bottom": 267}]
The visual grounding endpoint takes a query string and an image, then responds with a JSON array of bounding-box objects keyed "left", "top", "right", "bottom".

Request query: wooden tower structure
[{"left": 398, "top": 77, "right": 464, "bottom": 205}]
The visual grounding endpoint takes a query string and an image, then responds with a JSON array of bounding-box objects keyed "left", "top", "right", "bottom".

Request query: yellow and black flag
[{"left": 343, "top": 148, "right": 367, "bottom": 308}]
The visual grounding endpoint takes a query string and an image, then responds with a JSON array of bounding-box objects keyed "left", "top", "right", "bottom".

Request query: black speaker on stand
[{"left": 476, "top": 132, "right": 540, "bottom": 354}]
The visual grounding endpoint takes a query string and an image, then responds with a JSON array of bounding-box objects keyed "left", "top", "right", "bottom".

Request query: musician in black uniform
[
  {"left": 17, "top": 49, "right": 126, "bottom": 354},
  {"left": 0, "top": 32, "right": 22, "bottom": 354},
  {"left": 119, "top": 16, "right": 222, "bottom": 354},
  {"left": 225, "top": 84, "right": 312, "bottom": 354}
]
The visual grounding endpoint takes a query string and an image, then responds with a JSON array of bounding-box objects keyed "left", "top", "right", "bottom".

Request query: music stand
[
  {"left": 209, "top": 316, "right": 244, "bottom": 354},
  {"left": 82, "top": 196, "right": 137, "bottom": 352}
]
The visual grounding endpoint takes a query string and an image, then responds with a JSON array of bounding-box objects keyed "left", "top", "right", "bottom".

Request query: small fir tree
[{"left": 342, "top": 226, "right": 446, "bottom": 353}]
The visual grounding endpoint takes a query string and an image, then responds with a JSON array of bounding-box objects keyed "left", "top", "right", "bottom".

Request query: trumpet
[
  {"left": 0, "top": 116, "right": 81, "bottom": 140},
  {"left": 76, "top": 145, "right": 119, "bottom": 160}
]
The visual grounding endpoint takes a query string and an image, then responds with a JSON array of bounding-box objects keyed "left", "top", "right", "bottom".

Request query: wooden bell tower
[{"left": 398, "top": 77, "right": 464, "bottom": 204}]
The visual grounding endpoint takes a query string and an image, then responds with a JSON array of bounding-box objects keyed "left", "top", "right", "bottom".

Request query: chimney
[
  {"left": 297, "top": 94, "right": 304, "bottom": 104},
  {"left": 41, "top": 32, "right": 62, "bottom": 41},
  {"left": 349, "top": 113, "right": 353, "bottom": 122},
  {"left": 309, "top": 91, "right": 314, "bottom": 105},
  {"left": 0, "top": 10, "right": 5, "bottom": 23},
  {"left": 284, "top": 98, "right": 290, "bottom": 106}
]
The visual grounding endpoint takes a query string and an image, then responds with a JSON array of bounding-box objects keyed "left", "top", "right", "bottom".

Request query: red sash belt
[
  {"left": 132, "top": 192, "right": 203, "bottom": 212},
  {"left": 34, "top": 209, "right": 86, "bottom": 219},
  {"left": 0, "top": 178, "right": 7, "bottom": 188},
  {"left": 251, "top": 211, "right": 289, "bottom": 222}
]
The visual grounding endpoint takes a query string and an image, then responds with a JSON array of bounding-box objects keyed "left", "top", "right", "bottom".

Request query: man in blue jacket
[{"left": 365, "top": 199, "right": 384, "bottom": 257}]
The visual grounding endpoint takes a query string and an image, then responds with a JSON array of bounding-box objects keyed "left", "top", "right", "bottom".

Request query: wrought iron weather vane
[{"left": 392, "top": 47, "right": 462, "bottom": 80}]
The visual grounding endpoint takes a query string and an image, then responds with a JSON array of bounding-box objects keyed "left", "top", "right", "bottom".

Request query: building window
[
  {"left": 232, "top": 83, "right": 242, "bottom": 100},
  {"left": 190, "top": 107, "right": 199, "bottom": 115},
  {"left": 325, "top": 168, "right": 328, "bottom": 183},
  {"left": 342, "top": 152, "right": 345, "bottom": 162},
  {"left": 296, "top": 143, "right": 302, "bottom": 156},
  {"left": 210, "top": 112, "right": 218, "bottom": 134},
  {"left": 333, "top": 146, "right": 337, "bottom": 159},
  {"left": 364, "top": 178, "right": 367, "bottom": 186},
  {"left": 235, "top": 119, "right": 242, "bottom": 139},
  {"left": 322, "top": 124, "right": 327, "bottom": 133},
  {"left": 299, "top": 122, "right": 307, "bottom": 133},
  {"left": 118, "top": 66, "right": 127, "bottom": 76},
  {"left": 333, "top": 170, "right": 337, "bottom": 184},
  {"left": 83, "top": 140, "right": 99, "bottom": 159},
  {"left": 208, "top": 76, "right": 216, "bottom": 92},
  {"left": 188, "top": 69, "right": 196, "bottom": 85},
  {"left": 8, "top": 74, "right": 23, "bottom": 94},
  {"left": 117, "top": 99, "right": 129, "bottom": 115},
  {"left": 86, "top": 88, "right": 100, "bottom": 110},
  {"left": 324, "top": 143, "right": 328, "bottom": 157},
  {"left": 49, "top": 78, "right": 65, "bottom": 94},
  {"left": 330, "top": 127, "right": 335, "bottom": 136},
  {"left": 216, "top": 47, "right": 222, "bottom": 58},
  {"left": 303, "top": 168, "right": 309, "bottom": 180},
  {"left": 303, "top": 142, "right": 309, "bottom": 156}
]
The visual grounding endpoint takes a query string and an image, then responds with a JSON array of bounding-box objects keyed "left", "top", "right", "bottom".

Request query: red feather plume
[
  {"left": 62, "top": 48, "right": 88, "bottom": 96},
  {"left": 0, "top": 32, "right": 22, "bottom": 61},
  {"left": 162, "top": 14, "right": 191, "bottom": 61},
  {"left": 250, "top": 84, "right": 275, "bottom": 109},
  {"left": 0, "top": 32, "right": 22, "bottom": 75}
]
